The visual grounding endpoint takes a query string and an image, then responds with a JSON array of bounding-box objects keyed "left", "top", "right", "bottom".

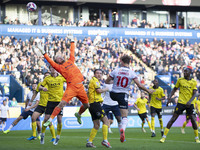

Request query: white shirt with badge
[
  {"left": 102, "top": 84, "right": 118, "bottom": 106},
  {"left": 26, "top": 91, "right": 40, "bottom": 112},
  {"left": 0, "top": 104, "right": 9, "bottom": 118},
  {"left": 109, "top": 67, "right": 137, "bottom": 94}
]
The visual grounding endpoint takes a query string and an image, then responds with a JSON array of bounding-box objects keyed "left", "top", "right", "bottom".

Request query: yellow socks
[
  {"left": 88, "top": 128, "right": 98, "bottom": 143},
  {"left": 159, "top": 118, "right": 163, "bottom": 130},
  {"left": 42, "top": 121, "right": 47, "bottom": 133},
  {"left": 142, "top": 122, "right": 144, "bottom": 128},
  {"left": 163, "top": 128, "right": 170, "bottom": 137},
  {"left": 151, "top": 117, "right": 155, "bottom": 132},
  {"left": 182, "top": 121, "right": 187, "bottom": 129},
  {"left": 32, "top": 121, "right": 37, "bottom": 137},
  {"left": 49, "top": 124, "right": 56, "bottom": 139},
  {"left": 57, "top": 123, "right": 62, "bottom": 136},
  {"left": 102, "top": 124, "right": 108, "bottom": 141},
  {"left": 194, "top": 129, "right": 198, "bottom": 137},
  {"left": 147, "top": 121, "right": 152, "bottom": 130}
]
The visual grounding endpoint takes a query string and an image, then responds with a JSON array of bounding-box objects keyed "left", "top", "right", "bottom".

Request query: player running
[
  {"left": 160, "top": 68, "right": 200, "bottom": 143},
  {"left": 86, "top": 69, "right": 111, "bottom": 148},
  {"left": 27, "top": 72, "right": 56, "bottom": 142},
  {"left": 102, "top": 82, "right": 121, "bottom": 134},
  {"left": 37, "top": 35, "right": 89, "bottom": 127},
  {"left": 134, "top": 91, "right": 152, "bottom": 133},
  {"left": 105, "top": 55, "right": 154, "bottom": 143},
  {"left": 3, "top": 83, "right": 41, "bottom": 135},
  {"left": 0, "top": 100, "right": 10, "bottom": 131},
  {"left": 149, "top": 79, "right": 165, "bottom": 137},
  {"left": 39, "top": 66, "right": 66, "bottom": 145}
]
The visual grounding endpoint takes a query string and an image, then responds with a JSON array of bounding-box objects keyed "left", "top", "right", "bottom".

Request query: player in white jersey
[
  {"left": 105, "top": 55, "right": 154, "bottom": 143},
  {"left": 0, "top": 100, "right": 10, "bottom": 131},
  {"left": 4, "top": 83, "right": 41, "bottom": 135},
  {"left": 102, "top": 83, "right": 121, "bottom": 134}
]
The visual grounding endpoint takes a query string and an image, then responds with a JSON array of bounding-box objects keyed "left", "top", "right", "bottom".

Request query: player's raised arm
[
  {"left": 68, "top": 34, "right": 75, "bottom": 63},
  {"left": 37, "top": 45, "right": 61, "bottom": 72},
  {"left": 133, "top": 78, "right": 154, "bottom": 94}
]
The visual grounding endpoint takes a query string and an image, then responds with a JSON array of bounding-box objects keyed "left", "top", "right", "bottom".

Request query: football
[{"left": 26, "top": 2, "right": 37, "bottom": 12}]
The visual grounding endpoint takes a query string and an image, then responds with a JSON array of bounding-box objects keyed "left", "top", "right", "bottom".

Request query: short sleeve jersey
[
  {"left": 109, "top": 67, "right": 137, "bottom": 94},
  {"left": 150, "top": 86, "right": 165, "bottom": 109},
  {"left": 88, "top": 77, "right": 103, "bottom": 104},
  {"left": 135, "top": 97, "right": 148, "bottom": 114},
  {"left": 175, "top": 78, "right": 197, "bottom": 105},
  {"left": 41, "top": 75, "right": 66, "bottom": 102}
]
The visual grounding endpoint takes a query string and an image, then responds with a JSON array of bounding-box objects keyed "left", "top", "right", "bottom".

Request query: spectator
[{"left": 10, "top": 97, "right": 18, "bottom": 107}]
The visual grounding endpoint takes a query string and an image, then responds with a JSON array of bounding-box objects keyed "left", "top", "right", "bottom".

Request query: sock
[
  {"left": 49, "top": 124, "right": 56, "bottom": 139},
  {"left": 102, "top": 124, "right": 108, "bottom": 141},
  {"left": 118, "top": 122, "right": 122, "bottom": 133},
  {"left": 42, "top": 121, "right": 47, "bottom": 133},
  {"left": 2, "top": 123, "right": 6, "bottom": 130},
  {"left": 78, "top": 105, "right": 86, "bottom": 115},
  {"left": 56, "top": 135, "right": 60, "bottom": 139},
  {"left": 88, "top": 128, "right": 98, "bottom": 143},
  {"left": 57, "top": 123, "right": 62, "bottom": 136},
  {"left": 147, "top": 120, "right": 152, "bottom": 130},
  {"left": 151, "top": 117, "right": 155, "bottom": 132},
  {"left": 196, "top": 121, "right": 199, "bottom": 127},
  {"left": 50, "top": 107, "right": 61, "bottom": 119},
  {"left": 8, "top": 123, "right": 14, "bottom": 130},
  {"left": 159, "top": 118, "right": 163, "bottom": 130},
  {"left": 121, "top": 117, "right": 128, "bottom": 131},
  {"left": 194, "top": 129, "right": 198, "bottom": 138},
  {"left": 182, "top": 121, "right": 187, "bottom": 129},
  {"left": 163, "top": 128, "right": 170, "bottom": 138},
  {"left": 32, "top": 121, "right": 37, "bottom": 137},
  {"left": 142, "top": 122, "right": 144, "bottom": 128}
]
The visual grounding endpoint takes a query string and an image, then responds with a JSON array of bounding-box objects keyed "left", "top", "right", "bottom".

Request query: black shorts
[
  {"left": 175, "top": 103, "right": 195, "bottom": 115},
  {"left": 138, "top": 112, "right": 148, "bottom": 121},
  {"left": 102, "top": 104, "right": 121, "bottom": 119},
  {"left": 89, "top": 102, "right": 105, "bottom": 121},
  {"left": 110, "top": 92, "right": 128, "bottom": 109},
  {"left": 0, "top": 118, "right": 7, "bottom": 122},
  {"left": 150, "top": 106, "right": 162, "bottom": 116},
  {"left": 34, "top": 105, "right": 46, "bottom": 114},
  {"left": 45, "top": 101, "right": 63, "bottom": 115},
  {"left": 20, "top": 110, "right": 40, "bottom": 121}
]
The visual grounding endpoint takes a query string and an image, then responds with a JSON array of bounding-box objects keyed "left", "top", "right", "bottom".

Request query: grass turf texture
[{"left": 0, "top": 127, "right": 199, "bottom": 150}]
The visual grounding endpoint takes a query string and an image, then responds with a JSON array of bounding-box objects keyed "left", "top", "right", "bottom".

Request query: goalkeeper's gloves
[
  {"left": 37, "top": 44, "right": 46, "bottom": 55},
  {"left": 67, "top": 33, "right": 74, "bottom": 42}
]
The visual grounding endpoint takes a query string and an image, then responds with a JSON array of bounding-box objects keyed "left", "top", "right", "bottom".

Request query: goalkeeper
[{"left": 38, "top": 35, "right": 89, "bottom": 126}]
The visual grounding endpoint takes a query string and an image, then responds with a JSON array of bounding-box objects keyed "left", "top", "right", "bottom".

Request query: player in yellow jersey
[
  {"left": 181, "top": 97, "right": 199, "bottom": 134},
  {"left": 149, "top": 79, "right": 165, "bottom": 137},
  {"left": 40, "top": 66, "right": 66, "bottom": 145},
  {"left": 160, "top": 68, "right": 200, "bottom": 143},
  {"left": 86, "top": 69, "right": 111, "bottom": 148},
  {"left": 27, "top": 72, "right": 56, "bottom": 142},
  {"left": 134, "top": 92, "right": 152, "bottom": 133}
]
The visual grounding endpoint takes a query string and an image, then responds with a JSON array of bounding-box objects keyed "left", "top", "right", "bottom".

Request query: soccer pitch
[{"left": 0, "top": 127, "right": 199, "bottom": 150}]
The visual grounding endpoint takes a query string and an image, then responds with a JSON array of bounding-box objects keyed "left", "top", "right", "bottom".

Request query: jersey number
[{"left": 116, "top": 76, "right": 128, "bottom": 88}]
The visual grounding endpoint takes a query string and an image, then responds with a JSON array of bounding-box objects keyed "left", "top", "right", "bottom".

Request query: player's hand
[
  {"left": 148, "top": 89, "right": 155, "bottom": 94},
  {"left": 186, "top": 101, "right": 191, "bottom": 108},
  {"left": 37, "top": 44, "right": 46, "bottom": 55},
  {"left": 42, "top": 87, "right": 48, "bottom": 91},
  {"left": 166, "top": 97, "right": 171, "bottom": 106},
  {"left": 67, "top": 33, "right": 74, "bottom": 42},
  {"left": 28, "top": 102, "right": 32, "bottom": 106},
  {"left": 156, "top": 97, "right": 160, "bottom": 100},
  {"left": 137, "top": 108, "right": 140, "bottom": 111}
]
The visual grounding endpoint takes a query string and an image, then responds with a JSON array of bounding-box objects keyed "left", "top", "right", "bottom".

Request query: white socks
[{"left": 121, "top": 117, "right": 128, "bottom": 131}]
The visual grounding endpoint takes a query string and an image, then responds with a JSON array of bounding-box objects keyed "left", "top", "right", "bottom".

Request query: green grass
[{"left": 0, "top": 127, "right": 199, "bottom": 150}]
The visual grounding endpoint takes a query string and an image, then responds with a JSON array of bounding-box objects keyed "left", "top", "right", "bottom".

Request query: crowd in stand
[
  {"left": 4, "top": 16, "right": 199, "bottom": 29},
  {"left": 0, "top": 34, "right": 148, "bottom": 106}
]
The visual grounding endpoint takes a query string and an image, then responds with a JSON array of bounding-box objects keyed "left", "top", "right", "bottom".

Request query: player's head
[
  {"left": 152, "top": 79, "right": 159, "bottom": 87},
  {"left": 183, "top": 67, "right": 192, "bottom": 79},
  {"left": 3, "top": 100, "right": 7, "bottom": 105},
  {"left": 49, "top": 65, "right": 58, "bottom": 75},
  {"left": 32, "top": 83, "right": 37, "bottom": 91},
  {"left": 141, "top": 91, "right": 145, "bottom": 98},
  {"left": 44, "top": 71, "right": 50, "bottom": 78},
  {"left": 55, "top": 55, "right": 65, "bottom": 64},
  {"left": 120, "top": 55, "right": 131, "bottom": 66},
  {"left": 94, "top": 69, "right": 103, "bottom": 80}
]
